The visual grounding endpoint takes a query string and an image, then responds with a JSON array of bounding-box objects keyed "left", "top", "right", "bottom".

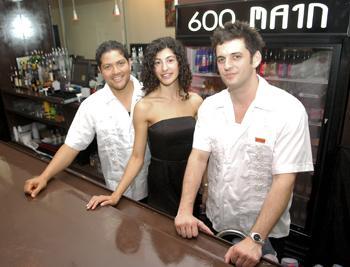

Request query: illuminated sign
[{"left": 176, "top": 0, "right": 350, "bottom": 37}]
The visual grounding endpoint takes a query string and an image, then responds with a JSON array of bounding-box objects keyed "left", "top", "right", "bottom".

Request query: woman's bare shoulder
[
  {"left": 135, "top": 97, "right": 153, "bottom": 113},
  {"left": 188, "top": 92, "right": 203, "bottom": 106}
]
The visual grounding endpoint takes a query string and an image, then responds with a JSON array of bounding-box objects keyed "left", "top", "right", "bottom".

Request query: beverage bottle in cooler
[
  {"left": 212, "top": 49, "right": 217, "bottom": 73},
  {"left": 259, "top": 48, "right": 268, "bottom": 76},
  {"left": 299, "top": 50, "right": 308, "bottom": 79},
  {"left": 288, "top": 49, "right": 298, "bottom": 79},
  {"left": 286, "top": 50, "right": 293, "bottom": 78},
  {"left": 194, "top": 48, "right": 202, "bottom": 73},
  {"left": 198, "top": 49, "right": 203, "bottom": 73},
  {"left": 267, "top": 49, "right": 277, "bottom": 77},
  {"left": 200, "top": 48, "right": 209, "bottom": 73},
  {"left": 277, "top": 49, "right": 288, "bottom": 78},
  {"left": 208, "top": 48, "right": 214, "bottom": 73},
  {"left": 313, "top": 50, "right": 324, "bottom": 78}
]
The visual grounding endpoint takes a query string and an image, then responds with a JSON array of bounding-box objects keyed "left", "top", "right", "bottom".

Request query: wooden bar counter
[{"left": 0, "top": 142, "right": 277, "bottom": 266}]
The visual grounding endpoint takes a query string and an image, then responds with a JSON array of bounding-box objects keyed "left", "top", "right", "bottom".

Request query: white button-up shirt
[
  {"left": 193, "top": 76, "right": 314, "bottom": 238},
  {"left": 65, "top": 76, "right": 150, "bottom": 200}
]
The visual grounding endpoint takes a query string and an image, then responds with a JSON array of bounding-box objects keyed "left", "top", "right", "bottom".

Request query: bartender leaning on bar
[
  {"left": 24, "top": 40, "right": 150, "bottom": 201},
  {"left": 175, "top": 21, "right": 314, "bottom": 267}
]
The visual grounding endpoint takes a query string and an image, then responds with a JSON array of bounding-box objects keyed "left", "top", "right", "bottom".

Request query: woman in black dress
[{"left": 87, "top": 37, "right": 203, "bottom": 217}]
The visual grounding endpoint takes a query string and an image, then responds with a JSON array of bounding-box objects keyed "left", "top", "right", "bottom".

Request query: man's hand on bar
[
  {"left": 86, "top": 194, "right": 120, "bottom": 210},
  {"left": 24, "top": 176, "right": 48, "bottom": 198},
  {"left": 224, "top": 237, "right": 262, "bottom": 267},
  {"left": 175, "top": 213, "right": 213, "bottom": 238}
]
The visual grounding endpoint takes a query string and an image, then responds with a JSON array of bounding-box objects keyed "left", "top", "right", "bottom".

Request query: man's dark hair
[
  {"left": 141, "top": 36, "right": 192, "bottom": 99},
  {"left": 212, "top": 20, "right": 265, "bottom": 57},
  {"left": 95, "top": 40, "right": 130, "bottom": 67}
]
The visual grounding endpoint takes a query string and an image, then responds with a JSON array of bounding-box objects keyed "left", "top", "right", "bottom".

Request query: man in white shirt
[
  {"left": 175, "top": 21, "right": 314, "bottom": 267},
  {"left": 24, "top": 40, "right": 150, "bottom": 201}
]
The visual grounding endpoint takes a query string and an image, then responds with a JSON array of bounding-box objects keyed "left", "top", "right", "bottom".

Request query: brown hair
[
  {"left": 141, "top": 37, "right": 192, "bottom": 99},
  {"left": 212, "top": 20, "right": 265, "bottom": 57}
]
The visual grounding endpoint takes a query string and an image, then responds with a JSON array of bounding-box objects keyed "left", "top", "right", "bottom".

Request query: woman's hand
[{"left": 86, "top": 194, "right": 120, "bottom": 210}]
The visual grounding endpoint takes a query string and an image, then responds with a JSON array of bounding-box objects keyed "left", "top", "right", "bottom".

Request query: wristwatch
[{"left": 249, "top": 232, "right": 265, "bottom": 245}]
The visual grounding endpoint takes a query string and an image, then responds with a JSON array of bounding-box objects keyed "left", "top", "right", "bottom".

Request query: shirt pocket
[{"left": 243, "top": 141, "right": 273, "bottom": 202}]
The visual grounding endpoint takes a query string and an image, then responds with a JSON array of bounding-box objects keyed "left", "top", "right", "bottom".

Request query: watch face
[{"left": 253, "top": 234, "right": 261, "bottom": 241}]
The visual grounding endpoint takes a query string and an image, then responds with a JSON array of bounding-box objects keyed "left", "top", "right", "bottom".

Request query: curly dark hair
[
  {"left": 141, "top": 37, "right": 192, "bottom": 99},
  {"left": 212, "top": 20, "right": 265, "bottom": 58},
  {"left": 95, "top": 40, "right": 130, "bottom": 68}
]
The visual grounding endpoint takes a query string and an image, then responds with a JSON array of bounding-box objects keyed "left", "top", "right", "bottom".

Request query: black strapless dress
[{"left": 147, "top": 116, "right": 199, "bottom": 217}]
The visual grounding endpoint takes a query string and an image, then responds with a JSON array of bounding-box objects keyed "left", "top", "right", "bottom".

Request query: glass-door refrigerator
[
  {"left": 176, "top": 0, "right": 350, "bottom": 265},
  {"left": 259, "top": 46, "right": 333, "bottom": 228}
]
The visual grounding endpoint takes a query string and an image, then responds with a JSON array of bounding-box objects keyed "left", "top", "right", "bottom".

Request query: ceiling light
[
  {"left": 113, "top": 0, "right": 120, "bottom": 16},
  {"left": 72, "top": 0, "right": 79, "bottom": 21}
]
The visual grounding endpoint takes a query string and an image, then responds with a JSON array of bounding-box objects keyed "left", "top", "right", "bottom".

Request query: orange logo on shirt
[{"left": 255, "top": 137, "right": 266, "bottom": 143}]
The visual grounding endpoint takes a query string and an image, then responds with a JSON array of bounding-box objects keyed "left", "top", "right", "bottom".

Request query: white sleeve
[
  {"left": 64, "top": 101, "right": 95, "bottom": 151},
  {"left": 272, "top": 104, "right": 314, "bottom": 174},
  {"left": 193, "top": 100, "right": 212, "bottom": 152}
]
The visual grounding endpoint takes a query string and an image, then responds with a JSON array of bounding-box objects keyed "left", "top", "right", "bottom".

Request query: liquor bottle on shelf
[
  {"left": 131, "top": 47, "right": 139, "bottom": 78},
  {"left": 31, "top": 65, "right": 37, "bottom": 92},
  {"left": 9, "top": 66, "right": 14, "bottom": 85},
  {"left": 13, "top": 68, "right": 20, "bottom": 87},
  {"left": 58, "top": 47, "right": 65, "bottom": 74},
  {"left": 43, "top": 101, "right": 50, "bottom": 119},
  {"left": 59, "top": 70, "right": 68, "bottom": 91},
  {"left": 17, "top": 68, "right": 23, "bottom": 87},
  {"left": 63, "top": 47, "right": 71, "bottom": 80},
  {"left": 48, "top": 59, "right": 54, "bottom": 83},
  {"left": 50, "top": 104, "right": 57, "bottom": 121},
  {"left": 137, "top": 47, "right": 144, "bottom": 79},
  {"left": 37, "top": 58, "right": 44, "bottom": 86},
  {"left": 20, "top": 60, "right": 27, "bottom": 86},
  {"left": 52, "top": 48, "right": 59, "bottom": 80},
  {"left": 25, "top": 63, "right": 33, "bottom": 88}
]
